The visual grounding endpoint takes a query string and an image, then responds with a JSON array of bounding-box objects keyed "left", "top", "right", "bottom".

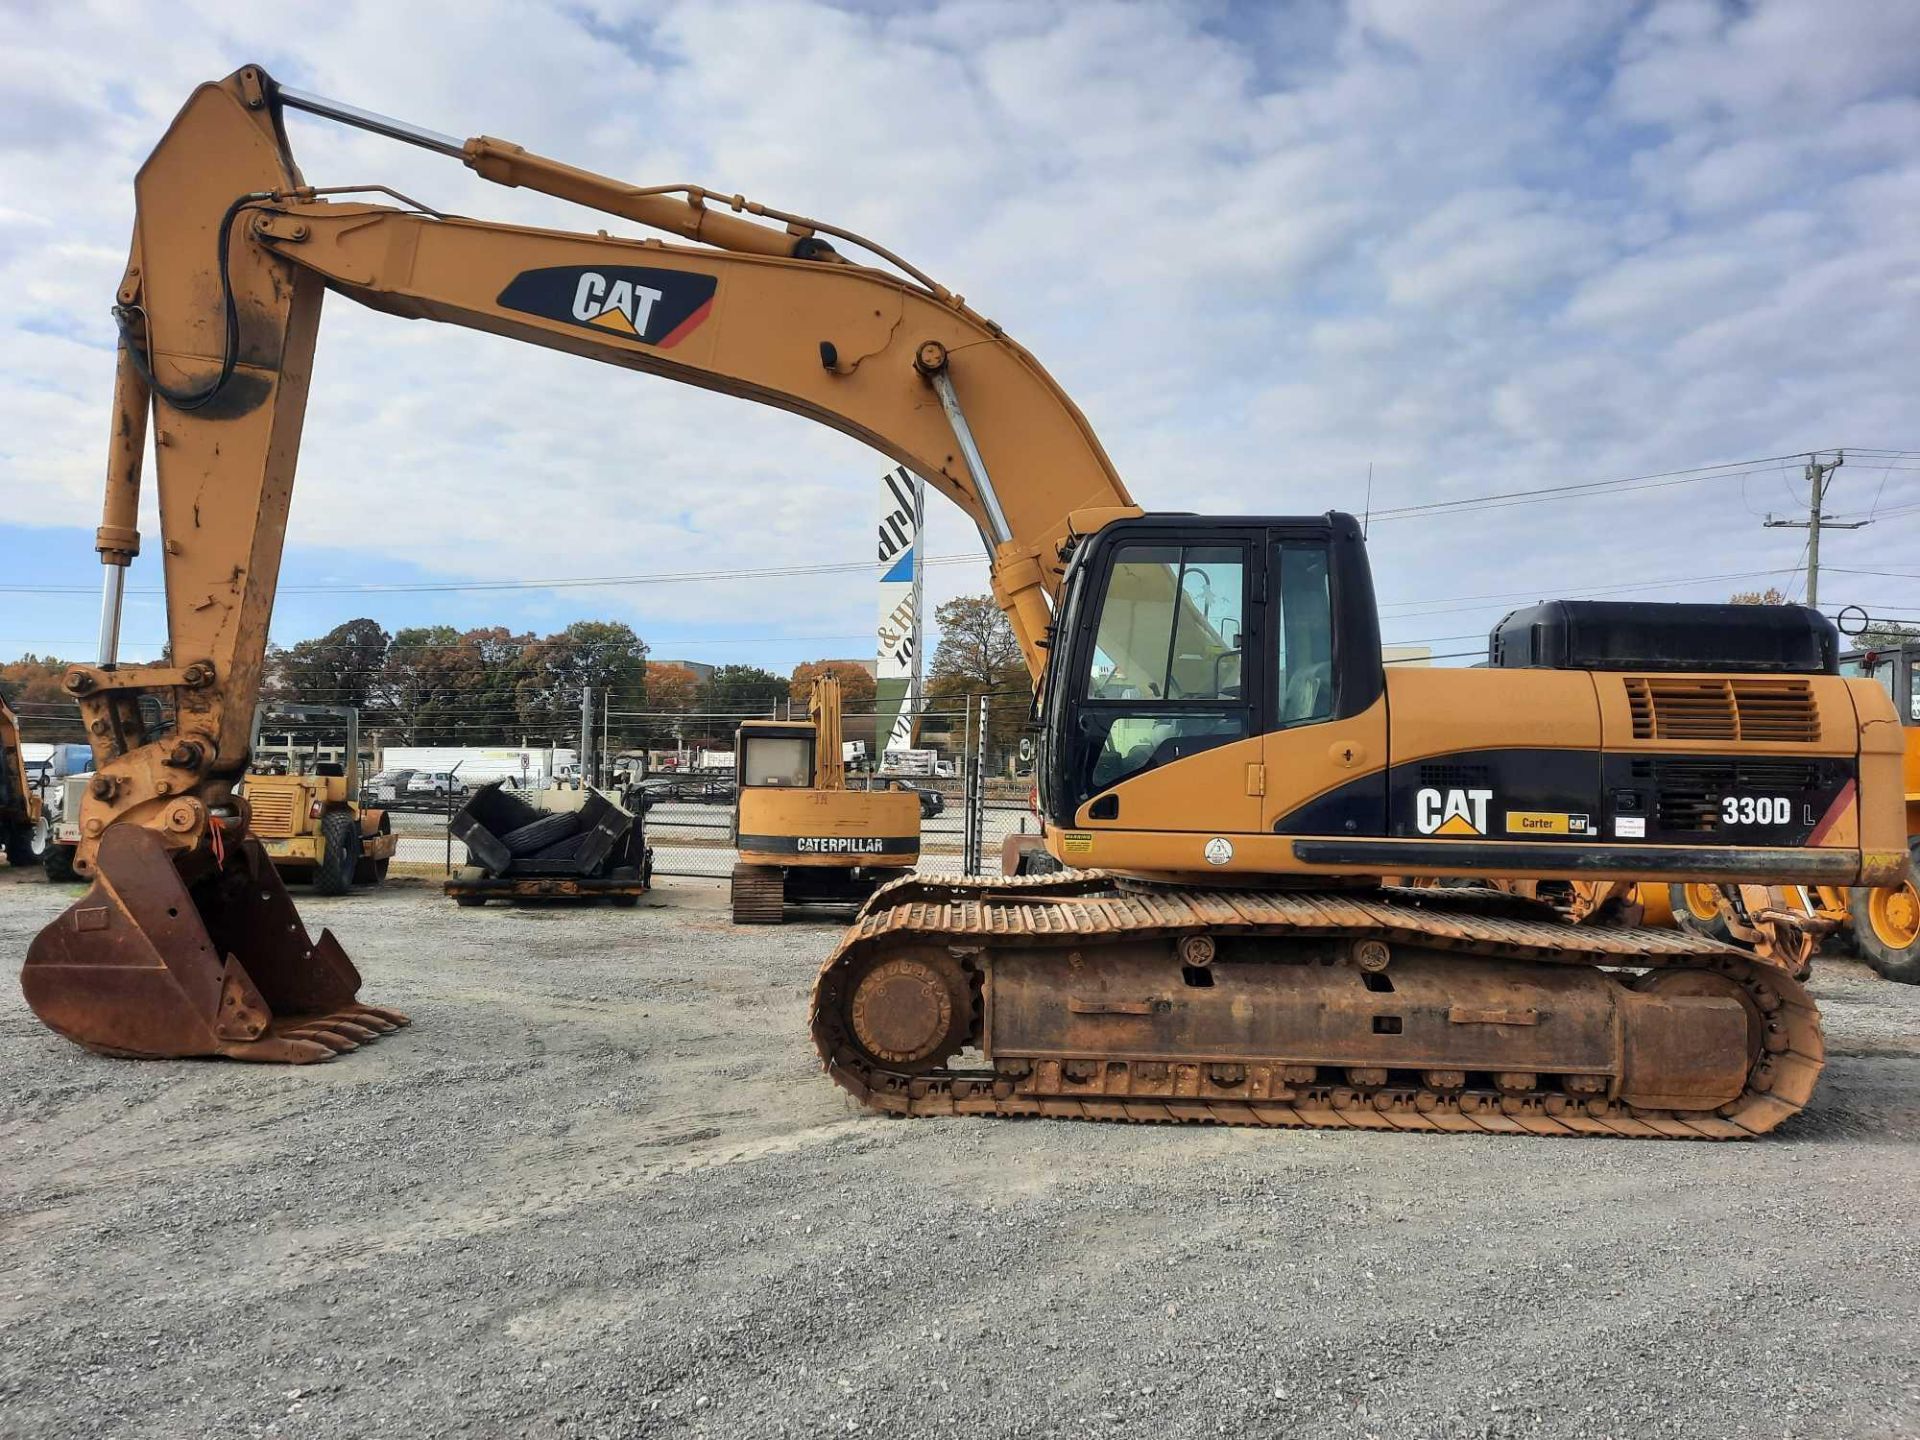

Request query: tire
[
  {"left": 1849, "top": 841, "right": 1920, "bottom": 984},
  {"left": 1017, "top": 848, "right": 1065, "bottom": 877},
  {"left": 354, "top": 815, "right": 393, "bottom": 885},
  {"left": 42, "top": 843, "right": 78, "bottom": 883},
  {"left": 1668, "top": 883, "right": 1736, "bottom": 945},
  {"left": 314, "top": 811, "right": 360, "bottom": 896},
  {"left": 500, "top": 811, "right": 579, "bottom": 857},
  {"left": 5, "top": 816, "right": 46, "bottom": 869},
  {"left": 608, "top": 866, "right": 641, "bottom": 909},
  {"left": 452, "top": 865, "right": 488, "bottom": 907}
]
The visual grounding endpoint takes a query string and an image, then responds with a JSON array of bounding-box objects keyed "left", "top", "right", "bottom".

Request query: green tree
[
  {"left": 1858, "top": 618, "right": 1920, "bottom": 651},
  {"left": 702, "top": 664, "right": 787, "bottom": 714},
  {"left": 378, "top": 625, "right": 534, "bottom": 744},
  {"left": 264, "top": 618, "right": 390, "bottom": 710}
]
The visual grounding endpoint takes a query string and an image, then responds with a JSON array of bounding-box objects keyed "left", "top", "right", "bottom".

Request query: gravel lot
[{"left": 3, "top": 866, "right": 1918, "bottom": 1439}]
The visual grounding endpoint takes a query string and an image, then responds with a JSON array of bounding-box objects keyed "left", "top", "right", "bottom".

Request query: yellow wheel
[
  {"left": 1668, "top": 883, "right": 1735, "bottom": 945},
  {"left": 1850, "top": 844, "right": 1920, "bottom": 983}
]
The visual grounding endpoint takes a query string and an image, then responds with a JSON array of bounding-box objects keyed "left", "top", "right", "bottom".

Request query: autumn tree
[
  {"left": 264, "top": 618, "right": 390, "bottom": 710},
  {"left": 378, "top": 625, "right": 533, "bottom": 744},
  {"left": 1, "top": 654, "right": 75, "bottom": 741},
  {"left": 515, "top": 621, "right": 648, "bottom": 746},
  {"left": 645, "top": 662, "right": 702, "bottom": 713},
  {"left": 1729, "top": 587, "right": 1790, "bottom": 606},
  {"left": 0, "top": 654, "right": 69, "bottom": 709},
  {"left": 788, "top": 659, "right": 876, "bottom": 706},
  {"left": 926, "top": 594, "right": 1032, "bottom": 758}
]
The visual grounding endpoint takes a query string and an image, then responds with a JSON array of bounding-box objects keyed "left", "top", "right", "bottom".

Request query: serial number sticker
[
  {"left": 1061, "top": 832, "right": 1094, "bottom": 854},
  {"left": 1614, "top": 816, "right": 1646, "bottom": 839}
]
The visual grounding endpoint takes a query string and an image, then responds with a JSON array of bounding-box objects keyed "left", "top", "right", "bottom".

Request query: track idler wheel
[
  {"left": 844, "top": 951, "right": 972, "bottom": 1073},
  {"left": 20, "top": 826, "right": 408, "bottom": 1063}
]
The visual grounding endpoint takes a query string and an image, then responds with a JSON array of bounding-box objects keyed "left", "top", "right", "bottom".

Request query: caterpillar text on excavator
[{"left": 22, "top": 67, "right": 1908, "bottom": 1136}]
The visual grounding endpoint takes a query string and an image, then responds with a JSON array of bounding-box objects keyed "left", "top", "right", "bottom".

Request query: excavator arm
[{"left": 23, "top": 65, "right": 1133, "bottom": 1062}]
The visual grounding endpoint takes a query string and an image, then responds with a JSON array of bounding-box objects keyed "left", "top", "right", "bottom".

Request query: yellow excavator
[
  {"left": 21, "top": 68, "right": 1908, "bottom": 1135},
  {"left": 731, "top": 675, "right": 920, "bottom": 923}
]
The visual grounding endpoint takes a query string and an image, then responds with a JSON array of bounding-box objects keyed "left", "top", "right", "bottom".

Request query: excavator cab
[{"left": 1039, "top": 512, "right": 1379, "bottom": 839}]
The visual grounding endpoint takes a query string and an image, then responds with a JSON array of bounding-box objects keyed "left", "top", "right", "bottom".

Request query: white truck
[{"left": 35, "top": 743, "right": 95, "bottom": 882}]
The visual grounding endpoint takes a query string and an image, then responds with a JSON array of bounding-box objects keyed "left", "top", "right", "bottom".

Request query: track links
[
  {"left": 808, "top": 873, "right": 1825, "bottom": 1140},
  {"left": 730, "top": 864, "right": 785, "bottom": 925}
]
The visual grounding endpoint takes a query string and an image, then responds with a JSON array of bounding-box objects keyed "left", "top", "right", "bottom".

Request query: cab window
[
  {"left": 742, "top": 736, "right": 812, "bottom": 787},
  {"left": 1274, "top": 542, "right": 1334, "bottom": 725},
  {"left": 1086, "top": 545, "right": 1244, "bottom": 702},
  {"left": 1078, "top": 543, "right": 1249, "bottom": 795}
]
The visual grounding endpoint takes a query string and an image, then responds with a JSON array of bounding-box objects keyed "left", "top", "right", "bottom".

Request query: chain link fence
[{"left": 391, "top": 689, "right": 1042, "bottom": 882}]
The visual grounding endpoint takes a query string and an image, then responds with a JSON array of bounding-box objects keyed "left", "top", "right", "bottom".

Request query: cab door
[
  {"left": 1057, "top": 526, "right": 1266, "bottom": 836},
  {"left": 1260, "top": 527, "right": 1389, "bottom": 838}
]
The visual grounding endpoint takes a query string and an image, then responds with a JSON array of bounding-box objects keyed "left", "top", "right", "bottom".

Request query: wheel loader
[
  {"left": 19, "top": 67, "right": 1908, "bottom": 1137},
  {"left": 0, "top": 699, "right": 48, "bottom": 871},
  {"left": 730, "top": 675, "right": 920, "bottom": 922},
  {"left": 244, "top": 704, "right": 396, "bottom": 895}
]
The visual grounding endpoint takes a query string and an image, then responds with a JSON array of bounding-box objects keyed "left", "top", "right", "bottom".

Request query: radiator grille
[
  {"left": 1630, "top": 758, "right": 1824, "bottom": 833},
  {"left": 1624, "top": 677, "right": 1819, "bottom": 744},
  {"left": 247, "top": 788, "right": 298, "bottom": 838}
]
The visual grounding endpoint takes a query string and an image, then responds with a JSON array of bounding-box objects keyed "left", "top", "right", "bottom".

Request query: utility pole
[
  {"left": 579, "top": 685, "right": 593, "bottom": 790},
  {"left": 1765, "top": 451, "right": 1865, "bottom": 609}
]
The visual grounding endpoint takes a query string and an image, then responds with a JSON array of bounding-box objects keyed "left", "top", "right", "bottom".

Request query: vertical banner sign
[{"left": 876, "top": 465, "right": 924, "bottom": 760}]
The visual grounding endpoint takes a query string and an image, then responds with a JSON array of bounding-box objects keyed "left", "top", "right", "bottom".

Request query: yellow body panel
[
  {"left": 736, "top": 787, "right": 921, "bottom": 868},
  {"left": 1049, "top": 666, "right": 1903, "bottom": 888}
]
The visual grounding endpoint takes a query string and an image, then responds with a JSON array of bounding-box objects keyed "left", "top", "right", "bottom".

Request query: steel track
[{"left": 808, "top": 873, "right": 1823, "bottom": 1139}]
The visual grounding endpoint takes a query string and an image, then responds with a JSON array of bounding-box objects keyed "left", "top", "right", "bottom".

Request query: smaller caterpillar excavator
[{"left": 730, "top": 675, "right": 920, "bottom": 922}]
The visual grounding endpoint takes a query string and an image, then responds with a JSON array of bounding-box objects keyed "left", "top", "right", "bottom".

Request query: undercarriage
[{"left": 809, "top": 872, "right": 1821, "bottom": 1138}]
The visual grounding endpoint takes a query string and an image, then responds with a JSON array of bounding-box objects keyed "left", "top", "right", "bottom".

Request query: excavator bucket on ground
[{"left": 21, "top": 826, "right": 406, "bottom": 1062}]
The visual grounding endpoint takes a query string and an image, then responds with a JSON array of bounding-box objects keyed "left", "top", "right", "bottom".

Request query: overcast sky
[{"left": 1, "top": 0, "right": 1915, "bottom": 675}]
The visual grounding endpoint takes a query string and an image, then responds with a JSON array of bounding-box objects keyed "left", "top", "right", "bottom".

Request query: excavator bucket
[{"left": 21, "top": 826, "right": 407, "bottom": 1062}]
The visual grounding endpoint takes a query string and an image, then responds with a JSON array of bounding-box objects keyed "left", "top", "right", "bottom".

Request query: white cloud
[{"left": 0, "top": 0, "right": 1915, "bottom": 672}]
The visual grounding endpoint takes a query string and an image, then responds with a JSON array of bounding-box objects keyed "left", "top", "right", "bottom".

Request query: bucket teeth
[
  {"left": 215, "top": 1035, "right": 342, "bottom": 1065},
  {"left": 344, "top": 1005, "right": 410, "bottom": 1030},
  {"left": 286, "top": 1026, "right": 359, "bottom": 1052}
]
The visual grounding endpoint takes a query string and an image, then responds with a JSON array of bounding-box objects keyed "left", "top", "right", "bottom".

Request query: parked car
[
  {"left": 408, "top": 771, "right": 469, "bottom": 799},
  {"left": 872, "top": 777, "right": 944, "bottom": 818},
  {"left": 634, "top": 775, "right": 735, "bottom": 805},
  {"left": 365, "top": 768, "right": 416, "bottom": 803}
]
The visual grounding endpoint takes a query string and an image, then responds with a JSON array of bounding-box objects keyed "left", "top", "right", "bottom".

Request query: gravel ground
[{"left": 2, "top": 866, "right": 1918, "bottom": 1440}]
